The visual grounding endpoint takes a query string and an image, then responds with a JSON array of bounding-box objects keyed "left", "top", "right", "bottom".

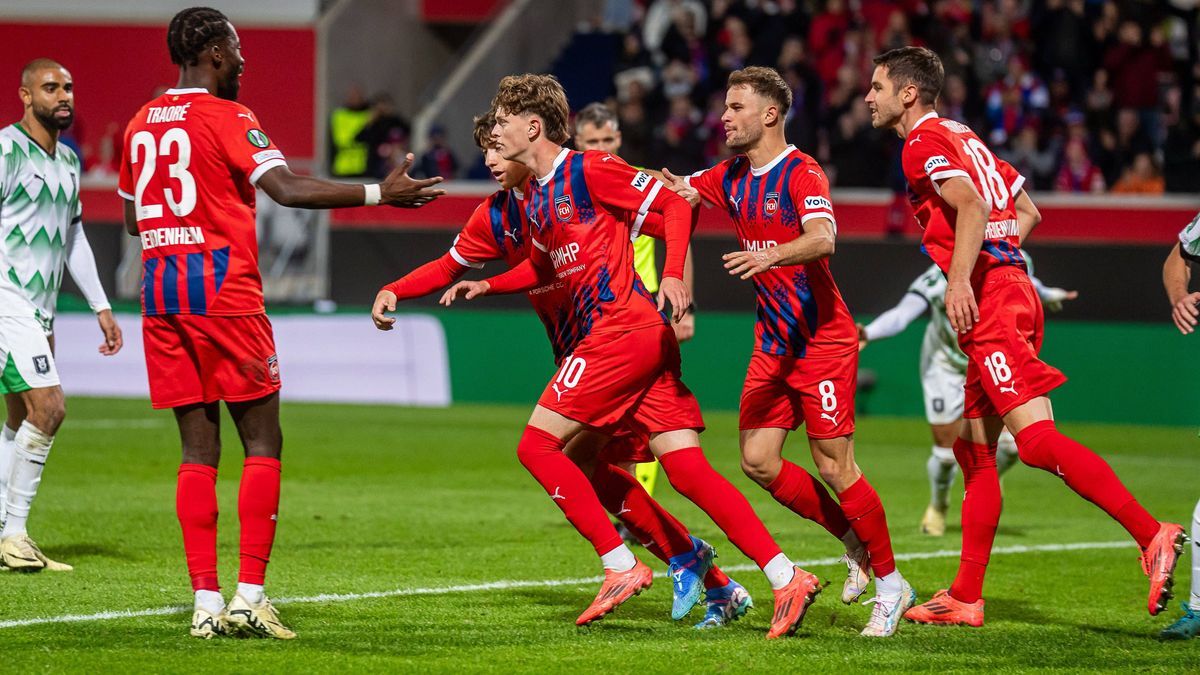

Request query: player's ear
[
  {"left": 527, "top": 117, "right": 540, "bottom": 142},
  {"left": 18, "top": 86, "right": 31, "bottom": 108}
]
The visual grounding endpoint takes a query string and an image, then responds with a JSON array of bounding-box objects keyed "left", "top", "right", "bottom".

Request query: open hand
[
  {"left": 381, "top": 153, "right": 446, "bottom": 208},
  {"left": 439, "top": 280, "right": 491, "bottom": 307}
]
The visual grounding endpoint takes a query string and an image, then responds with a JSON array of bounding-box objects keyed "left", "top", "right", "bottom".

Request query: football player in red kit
[
  {"left": 373, "top": 112, "right": 753, "bottom": 629},
  {"left": 441, "top": 74, "right": 823, "bottom": 639},
  {"left": 662, "top": 67, "right": 913, "bottom": 637},
  {"left": 119, "top": 7, "right": 443, "bottom": 639},
  {"left": 865, "top": 46, "right": 1184, "bottom": 627}
]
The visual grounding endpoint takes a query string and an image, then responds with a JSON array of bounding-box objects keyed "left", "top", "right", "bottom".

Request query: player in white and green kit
[
  {"left": 0, "top": 59, "right": 122, "bottom": 571},
  {"left": 859, "top": 251, "right": 1075, "bottom": 536},
  {"left": 1160, "top": 210, "right": 1200, "bottom": 639}
]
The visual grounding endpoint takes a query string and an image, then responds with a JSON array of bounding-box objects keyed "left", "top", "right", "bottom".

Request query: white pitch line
[{"left": 0, "top": 540, "right": 1131, "bottom": 630}]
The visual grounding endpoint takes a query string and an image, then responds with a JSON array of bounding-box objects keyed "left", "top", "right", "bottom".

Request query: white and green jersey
[
  {"left": 0, "top": 123, "right": 81, "bottom": 331},
  {"left": 1178, "top": 211, "right": 1200, "bottom": 263},
  {"left": 906, "top": 264, "right": 970, "bottom": 373},
  {"left": 867, "top": 251, "right": 1049, "bottom": 376}
]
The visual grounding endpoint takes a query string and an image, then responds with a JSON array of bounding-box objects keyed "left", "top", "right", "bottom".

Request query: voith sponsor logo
[
  {"left": 140, "top": 226, "right": 206, "bottom": 250},
  {"left": 145, "top": 103, "right": 191, "bottom": 124},
  {"left": 630, "top": 171, "right": 652, "bottom": 192},
  {"left": 550, "top": 242, "right": 581, "bottom": 269},
  {"left": 742, "top": 239, "right": 778, "bottom": 251},
  {"left": 923, "top": 155, "right": 950, "bottom": 174},
  {"left": 803, "top": 196, "right": 832, "bottom": 211}
]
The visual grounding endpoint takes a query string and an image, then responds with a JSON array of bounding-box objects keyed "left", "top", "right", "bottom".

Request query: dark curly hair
[{"left": 167, "top": 7, "right": 234, "bottom": 67}]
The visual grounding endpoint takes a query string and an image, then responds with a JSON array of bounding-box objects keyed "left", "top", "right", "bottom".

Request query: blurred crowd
[{"left": 582, "top": 0, "right": 1200, "bottom": 194}]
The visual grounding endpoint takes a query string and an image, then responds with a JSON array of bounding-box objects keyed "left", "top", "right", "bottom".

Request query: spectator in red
[
  {"left": 808, "top": 0, "right": 850, "bottom": 91},
  {"left": 1056, "top": 138, "right": 1106, "bottom": 193}
]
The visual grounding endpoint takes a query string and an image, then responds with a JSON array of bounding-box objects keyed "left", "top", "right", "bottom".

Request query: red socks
[
  {"left": 766, "top": 460, "right": 852, "bottom": 539},
  {"left": 837, "top": 476, "right": 896, "bottom": 578},
  {"left": 238, "top": 457, "right": 282, "bottom": 585},
  {"left": 517, "top": 426, "right": 623, "bottom": 556},
  {"left": 1015, "top": 421, "right": 1159, "bottom": 548},
  {"left": 589, "top": 461, "right": 692, "bottom": 558},
  {"left": 177, "top": 464, "right": 219, "bottom": 592},
  {"left": 589, "top": 460, "right": 731, "bottom": 591},
  {"left": 658, "top": 447, "right": 782, "bottom": 569},
  {"left": 949, "top": 439, "right": 1001, "bottom": 604}
]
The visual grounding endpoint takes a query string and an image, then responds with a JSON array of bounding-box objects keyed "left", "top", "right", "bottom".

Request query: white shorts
[
  {"left": 0, "top": 315, "right": 59, "bottom": 393},
  {"left": 921, "top": 352, "right": 965, "bottom": 426}
]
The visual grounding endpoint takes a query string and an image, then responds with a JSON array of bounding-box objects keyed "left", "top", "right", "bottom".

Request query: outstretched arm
[
  {"left": 373, "top": 254, "right": 469, "bottom": 330},
  {"left": 257, "top": 154, "right": 444, "bottom": 209},
  {"left": 860, "top": 293, "right": 930, "bottom": 351}
]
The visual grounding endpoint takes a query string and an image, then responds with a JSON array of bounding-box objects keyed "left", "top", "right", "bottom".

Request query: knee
[
  {"left": 739, "top": 451, "right": 779, "bottom": 486},
  {"left": 29, "top": 394, "right": 66, "bottom": 434},
  {"left": 181, "top": 441, "right": 220, "bottom": 467}
]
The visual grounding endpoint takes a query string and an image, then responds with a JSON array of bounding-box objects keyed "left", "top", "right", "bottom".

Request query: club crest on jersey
[
  {"left": 267, "top": 354, "right": 280, "bottom": 383},
  {"left": 555, "top": 195, "right": 574, "bottom": 221},
  {"left": 764, "top": 192, "right": 780, "bottom": 216},
  {"left": 32, "top": 355, "right": 49, "bottom": 375},
  {"left": 246, "top": 129, "right": 270, "bottom": 148}
]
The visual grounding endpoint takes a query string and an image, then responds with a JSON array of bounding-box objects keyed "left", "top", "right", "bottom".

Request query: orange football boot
[
  {"left": 1141, "top": 522, "right": 1187, "bottom": 616},
  {"left": 903, "top": 589, "right": 984, "bottom": 627},
  {"left": 575, "top": 560, "right": 654, "bottom": 626},
  {"left": 766, "top": 567, "right": 823, "bottom": 639}
]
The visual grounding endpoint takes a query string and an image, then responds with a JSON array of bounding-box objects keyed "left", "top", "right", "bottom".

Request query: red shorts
[
  {"left": 739, "top": 349, "right": 857, "bottom": 438},
  {"left": 598, "top": 427, "right": 654, "bottom": 464},
  {"left": 960, "top": 268, "right": 1067, "bottom": 418},
  {"left": 143, "top": 313, "right": 281, "bottom": 409},
  {"left": 537, "top": 324, "right": 704, "bottom": 436}
]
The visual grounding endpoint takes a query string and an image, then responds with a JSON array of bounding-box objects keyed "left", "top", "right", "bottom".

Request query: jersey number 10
[{"left": 131, "top": 129, "right": 197, "bottom": 221}]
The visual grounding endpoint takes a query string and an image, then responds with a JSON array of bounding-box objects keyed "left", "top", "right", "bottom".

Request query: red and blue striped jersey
[
  {"left": 451, "top": 187, "right": 589, "bottom": 362},
  {"left": 686, "top": 146, "right": 857, "bottom": 358},
  {"left": 119, "top": 89, "right": 288, "bottom": 316},
  {"left": 901, "top": 112, "right": 1027, "bottom": 283},
  {"left": 522, "top": 149, "right": 672, "bottom": 358}
]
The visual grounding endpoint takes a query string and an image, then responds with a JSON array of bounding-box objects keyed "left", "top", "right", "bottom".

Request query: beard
[
  {"left": 33, "top": 104, "right": 73, "bottom": 131},
  {"left": 216, "top": 75, "right": 240, "bottom": 101}
]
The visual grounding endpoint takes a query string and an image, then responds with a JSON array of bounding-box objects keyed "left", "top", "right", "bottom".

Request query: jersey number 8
[{"left": 131, "top": 128, "right": 197, "bottom": 221}]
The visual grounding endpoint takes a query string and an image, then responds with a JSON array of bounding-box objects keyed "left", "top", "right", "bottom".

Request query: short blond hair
[
  {"left": 492, "top": 74, "right": 570, "bottom": 145},
  {"left": 728, "top": 66, "right": 793, "bottom": 112}
]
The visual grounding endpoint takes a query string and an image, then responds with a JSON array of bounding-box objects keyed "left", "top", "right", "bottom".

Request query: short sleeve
[
  {"left": 904, "top": 132, "right": 970, "bottom": 189},
  {"left": 215, "top": 104, "right": 288, "bottom": 186},
  {"left": 449, "top": 198, "right": 505, "bottom": 268},
  {"left": 70, "top": 152, "right": 83, "bottom": 223},
  {"left": 996, "top": 155, "right": 1026, "bottom": 198},
  {"left": 684, "top": 163, "right": 727, "bottom": 208},
  {"left": 584, "top": 151, "right": 664, "bottom": 217},
  {"left": 789, "top": 162, "right": 836, "bottom": 231},
  {"left": 1179, "top": 212, "right": 1200, "bottom": 263}
]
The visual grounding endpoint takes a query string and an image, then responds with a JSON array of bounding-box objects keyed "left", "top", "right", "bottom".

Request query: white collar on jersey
[
  {"left": 912, "top": 111, "right": 940, "bottom": 132},
  {"left": 512, "top": 187, "right": 525, "bottom": 200},
  {"left": 164, "top": 88, "right": 210, "bottom": 95},
  {"left": 537, "top": 147, "right": 571, "bottom": 186},
  {"left": 749, "top": 144, "right": 797, "bottom": 177}
]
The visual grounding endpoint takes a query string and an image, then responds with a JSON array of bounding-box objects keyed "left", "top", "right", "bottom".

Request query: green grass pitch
[{"left": 0, "top": 397, "right": 1195, "bottom": 672}]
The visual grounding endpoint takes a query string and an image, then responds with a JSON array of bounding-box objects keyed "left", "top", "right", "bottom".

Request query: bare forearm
[
  {"left": 264, "top": 173, "right": 369, "bottom": 209},
  {"left": 948, "top": 205, "right": 987, "bottom": 283},
  {"left": 1164, "top": 244, "right": 1192, "bottom": 304},
  {"left": 1014, "top": 190, "right": 1040, "bottom": 244},
  {"left": 772, "top": 228, "right": 835, "bottom": 267}
]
